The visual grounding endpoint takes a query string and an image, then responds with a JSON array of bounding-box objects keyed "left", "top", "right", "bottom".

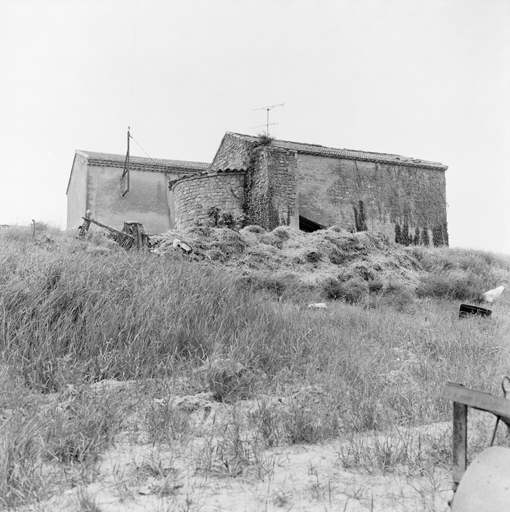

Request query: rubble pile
[{"left": 149, "top": 225, "right": 422, "bottom": 286}]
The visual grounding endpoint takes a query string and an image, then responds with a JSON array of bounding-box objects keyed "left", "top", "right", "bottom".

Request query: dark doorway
[{"left": 299, "top": 215, "right": 325, "bottom": 233}]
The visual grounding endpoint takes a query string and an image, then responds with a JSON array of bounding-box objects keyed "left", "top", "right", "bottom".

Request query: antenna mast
[
  {"left": 253, "top": 102, "right": 284, "bottom": 136},
  {"left": 121, "top": 127, "right": 131, "bottom": 197}
]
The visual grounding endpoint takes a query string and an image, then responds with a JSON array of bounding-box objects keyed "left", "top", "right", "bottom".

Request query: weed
[
  {"left": 272, "top": 489, "right": 291, "bottom": 507},
  {"left": 282, "top": 402, "right": 330, "bottom": 444},
  {"left": 74, "top": 487, "right": 104, "bottom": 512},
  {"left": 249, "top": 399, "right": 282, "bottom": 447},
  {"left": 199, "top": 358, "right": 255, "bottom": 402},
  {"left": 110, "top": 465, "right": 134, "bottom": 501},
  {"left": 322, "top": 277, "right": 368, "bottom": 304},
  {"left": 205, "top": 206, "right": 245, "bottom": 230},
  {"left": 196, "top": 415, "right": 274, "bottom": 480},
  {"left": 305, "top": 250, "right": 321, "bottom": 263},
  {"left": 145, "top": 401, "right": 190, "bottom": 445},
  {"left": 0, "top": 412, "right": 46, "bottom": 508},
  {"left": 367, "top": 277, "right": 384, "bottom": 294},
  {"left": 257, "top": 133, "right": 274, "bottom": 145},
  {"left": 416, "top": 272, "right": 484, "bottom": 301},
  {"left": 378, "top": 282, "right": 415, "bottom": 312},
  {"left": 138, "top": 450, "right": 176, "bottom": 479},
  {"left": 237, "top": 273, "right": 313, "bottom": 303},
  {"left": 45, "top": 389, "right": 123, "bottom": 464},
  {"left": 338, "top": 426, "right": 452, "bottom": 476}
]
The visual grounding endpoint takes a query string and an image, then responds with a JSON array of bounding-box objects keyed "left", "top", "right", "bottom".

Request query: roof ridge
[
  {"left": 224, "top": 132, "right": 447, "bottom": 170},
  {"left": 77, "top": 150, "right": 210, "bottom": 169}
]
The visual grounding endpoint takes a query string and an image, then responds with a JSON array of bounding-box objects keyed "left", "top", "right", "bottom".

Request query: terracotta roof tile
[
  {"left": 223, "top": 133, "right": 447, "bottom": 171},
  {"left": 77, "top": 150, "right": 209, "bottom": 173},
  {"left": 168, "top": 168, "right": 246, "bottom": 189}
]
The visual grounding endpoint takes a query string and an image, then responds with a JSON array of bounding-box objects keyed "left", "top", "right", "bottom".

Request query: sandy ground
[
  {"left": 32, "top": 440, "right": 452, "bottom": 512},
  {"left": 23, "top": 388, "right": 453, "bottom": 512}
]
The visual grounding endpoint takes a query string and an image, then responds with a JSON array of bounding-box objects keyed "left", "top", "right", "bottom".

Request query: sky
[{"left": 1, "top": 0, "right": 509, "bottom": 253}]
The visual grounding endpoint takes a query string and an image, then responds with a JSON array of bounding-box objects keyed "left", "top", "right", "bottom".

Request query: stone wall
[
  {"left": 173, "top": 172, "right": 245, "bottom": 229},
  {"left": 244, "top": 145, "right": 299, "bottom": 230},
  {"left": 210, "top": 133, "right": 251, "bottom": 171},
  {"left": 297, "top": 154, "right": 447, "bottom": 245}
]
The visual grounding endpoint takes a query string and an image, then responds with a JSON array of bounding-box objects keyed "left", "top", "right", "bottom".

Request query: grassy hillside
[{"left": 1, "top": 225, "right": 510, "bottom": 509}]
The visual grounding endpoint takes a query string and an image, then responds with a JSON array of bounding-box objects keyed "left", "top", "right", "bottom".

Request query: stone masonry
[
  {"left": 172, "top": 171, "right": 245, "bottom": 229},
  {"left": 69, "top": 133, "right": 448, "bottom": 246},
  {"left": 244, "top": 144, "right": 299, "bottom": 230},
  {"left": 202, "top": 132, "right": 449, "bottom": 245}
]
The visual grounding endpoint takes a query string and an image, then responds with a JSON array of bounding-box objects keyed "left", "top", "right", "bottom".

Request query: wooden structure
[
  {"left": 78, "top": 212, "right": 150, "bottom": 249},
  {"left": 443, "top": 381, "right": 510, "bottom": 492}
]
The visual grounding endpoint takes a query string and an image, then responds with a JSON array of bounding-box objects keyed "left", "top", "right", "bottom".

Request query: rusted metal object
[
  {"left": 78, "top": 213, "right": 149, "bottom": 250},
  {"left": 490, "top": 376, "right": 510, "bottom": 446}
]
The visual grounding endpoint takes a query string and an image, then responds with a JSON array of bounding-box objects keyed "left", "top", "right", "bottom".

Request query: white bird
[{"left": 482, "top": 285, "right": 505, "bottom": 304}]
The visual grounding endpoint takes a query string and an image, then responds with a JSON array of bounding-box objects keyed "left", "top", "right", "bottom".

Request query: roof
[
  {"left": 168, "top": 168, "right": 246, "bottom": 190},
  {"left": 212, "top": 132, "right": 447, "bottom": 171},
  {"left": 76, "top": 150, "right": 210, "bottom": 173}
]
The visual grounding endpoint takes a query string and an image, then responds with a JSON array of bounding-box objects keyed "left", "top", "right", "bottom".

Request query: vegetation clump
[{"left": 0, "top": 224, "right": 509, "bottom": 509}]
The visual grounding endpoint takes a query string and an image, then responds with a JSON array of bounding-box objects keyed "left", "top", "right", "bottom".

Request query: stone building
[
  {"left": 66, "top": 150, "right": 208, "bottom": 233},
  {"left": 170, "top": 132, "right": 448, "bottom": 245},
  {"left": 67, "top": 133, "right": 448, "bottom": 245}
]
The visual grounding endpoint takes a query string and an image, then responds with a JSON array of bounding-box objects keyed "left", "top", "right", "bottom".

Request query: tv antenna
[
  {"left": 252, "top": 102, "right": 284, "bottom": 136},
  {"left": 121, "top": 127, "right": 131, "bottom": 197}
]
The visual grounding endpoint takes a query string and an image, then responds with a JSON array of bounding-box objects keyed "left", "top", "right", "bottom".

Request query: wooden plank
[
  {"left": 452, "top": 401, "right": 467, "bottom": 486},
  {"left": 82, "top": 217, "right": 135, "bottom": 240},
  {"left": 443, "top": 382, "right": 510, "bottom": 421}
]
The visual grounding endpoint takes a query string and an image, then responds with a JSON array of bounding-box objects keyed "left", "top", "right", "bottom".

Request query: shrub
[
  {"left": 368, "top": 278, "right": 384, "bottom": 294},
  {"left": 199, "top": 358, "right": 255, "bottom": 402},
  {"left": 329, "top": 249, "right": 352, "bottom": 265},
  {"left": 242, "top": 225, "right": 266, "bottom": 234},
  {"left": 206, "top": 207, "right": 245, "bottom": 230},
  {"left": 322, "top": 277, "right": 368, "bottom": 304},
  {"left": 305, "top": 251, "right": 321, "bottom": 263},
  {"left": 416, "top": 272, "right": 484, "bottom": 301},
  {"left": 380, "top": 282, "right": 415, "bottom": 312},
  {"left": 237, "top": 273, "right": 312, "bottom": 303}
]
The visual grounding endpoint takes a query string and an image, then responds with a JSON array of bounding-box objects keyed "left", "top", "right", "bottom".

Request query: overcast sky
[{"left": 1, "top": 0, "right": 509, "bottom": 253}]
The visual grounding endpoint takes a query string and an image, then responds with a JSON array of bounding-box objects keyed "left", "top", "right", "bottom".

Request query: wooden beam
[
  {"left": 82, "top": 217, "right": 135, "bottom": 241},
  {"left": 443, "top": 383, "right": 510, "bottom": 423},
  {"left": 452, "top": 401, "right": 467, "bottom": 486}
]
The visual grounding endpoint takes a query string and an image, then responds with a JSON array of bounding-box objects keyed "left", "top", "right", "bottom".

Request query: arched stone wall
[{"left": 172, "top": 172, "right": 245, "bottom": 229}]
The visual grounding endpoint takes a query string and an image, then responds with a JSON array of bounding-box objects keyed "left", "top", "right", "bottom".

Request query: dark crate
[{"left": 459, "top": 304, "right": 492, "bottom": 319}]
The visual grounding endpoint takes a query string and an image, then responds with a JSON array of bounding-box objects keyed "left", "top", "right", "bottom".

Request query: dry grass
[{"left": 1, "top": 225, "right": 510, "bottom": 509}]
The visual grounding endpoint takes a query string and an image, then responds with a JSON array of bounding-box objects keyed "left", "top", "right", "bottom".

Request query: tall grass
[
  {"left": 411, "top": 245, "right": 509, "bottom": 301},
  {"left": 0, "top": 234, "right": 279, "bottom": 390},
  {"left": 1, "top": 229, "right": 509, "bottom": 404},
  {"left": 1, "top": 227, "right": 510, "bottom": 507}
]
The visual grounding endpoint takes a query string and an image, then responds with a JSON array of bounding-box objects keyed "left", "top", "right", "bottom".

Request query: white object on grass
[
  {"left": 307, "top": 303, "right": 328, "bottom": 309},
  {"left": 172, "top": 238, "right": 192, "bottom": 254},
  {"left": 482, "top": 285, "right": 505, "bottom": 304}
]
